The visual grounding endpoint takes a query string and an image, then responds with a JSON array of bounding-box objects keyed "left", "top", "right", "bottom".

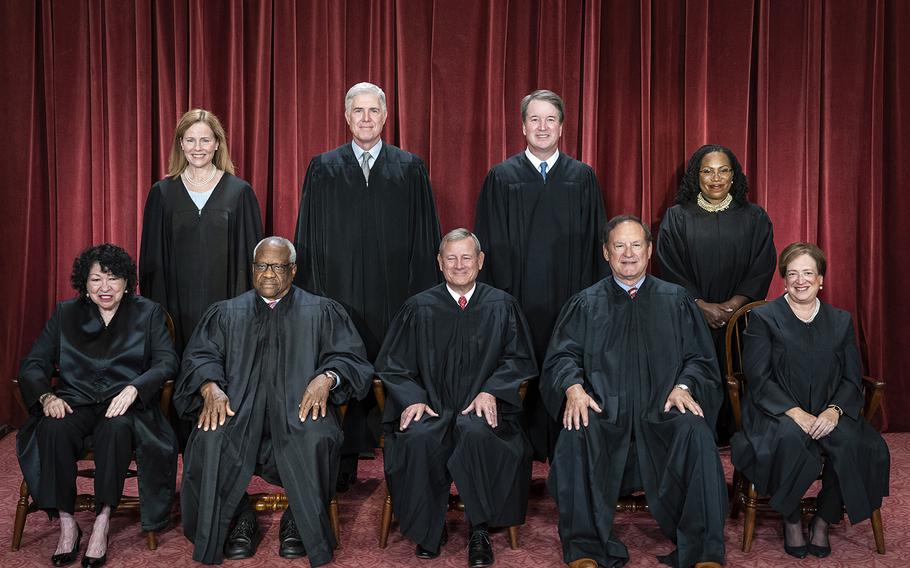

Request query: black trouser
[{"left": 36, "top": 404, "right": 134, "bottom": 514}]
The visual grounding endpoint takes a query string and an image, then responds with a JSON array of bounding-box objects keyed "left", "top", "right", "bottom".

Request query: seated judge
[
  {"left": 731, "top": 242, "right": 889, "bottom": 558},
  {"left": 542, "top": 216, "right": 727, "bottom": 568},
  {"left": 173, "top": 236, "right": 373, "bottom": 566},
  {"left": 376, "top": 228, "right": 537, "bottom": 568},
  {"left": 17, "top": 244, "right": 178, "bottom": 568}
]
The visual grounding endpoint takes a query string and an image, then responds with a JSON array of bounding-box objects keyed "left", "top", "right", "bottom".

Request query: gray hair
[
  {"left": 253, "top": 236, "right": 297, "bottom": 263},
  {"left": 438, "top": 228, "right": 482, "bottom": 255},
  {"left": 344, "top": 82, "right": 387, "bottom": 114},
  {"left": 520, "top": 89, "right": 565, "bottom": 123},
  {"left": 601, "top": 215, "right": 652, "bottom": 246}
]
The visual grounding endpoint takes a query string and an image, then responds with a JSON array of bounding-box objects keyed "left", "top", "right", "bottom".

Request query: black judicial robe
[
  {"left": 731, "top": 297, "right": 889, "bottom": 523},
  {"left": 16, "top": 296, "right": 178, "bottom": 531},
  {"left": 542, "top": 276, "right": 727, "bottom": 567},
  {"left": 173, "top": 287, "right": 372, "bottom": 566},
  {"left": 294, "top": 143, "right": 441, "bottom": 359},
  {"left": 474, "top": 152, "right": 608, "bottom": 460},
  {"left": 376, "top": 283, "right": 537, "bottom": 550},
  {"left": 139, "top": 173, "right": 263, "bottom": 352}
]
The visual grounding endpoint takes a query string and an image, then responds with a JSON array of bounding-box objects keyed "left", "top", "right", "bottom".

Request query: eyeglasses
[
  {"left": 252, "top": 263, "right": 293, "bottom": 274},
  {"left": 699, "top": 167, "right": 734, "bottom": 178},
  {"left": 785, "top": 270, "right": 818, "bottom": 281}
]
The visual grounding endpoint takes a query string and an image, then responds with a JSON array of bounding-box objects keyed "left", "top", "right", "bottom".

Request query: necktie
[
  {"left": 458, "top": 296, "right": 467, "bottom": 310},
  {"left": 361, "top": 152, "right": 371, "bottom": 185},
  {"left": 628, "top": 287, "right": 637, "bottom": 300},
  {"left": 539, "top": 161, "right": 548, "bottom": 181},
  {"left": 268, "top": 300, "right": 277, "bottom": 309}
]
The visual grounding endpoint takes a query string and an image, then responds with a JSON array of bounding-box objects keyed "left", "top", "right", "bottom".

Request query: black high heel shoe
[
  {"left": 782, "top": 520, "right": 808, "bottom": 559},
  {"left": 81, "top": 531, "right": 108, "bottom": 568},
  {"left": 808, "top": 515, "right": 831, "bottom": 558},
  {"left": 51, "top": 525, "right": 82, "bottom": 567}
]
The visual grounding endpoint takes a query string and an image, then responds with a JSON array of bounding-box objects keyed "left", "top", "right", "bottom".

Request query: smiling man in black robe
[
  {"left": 294, "top": 81, "right": 441, "bottom": 489},
  {"left": 174, "top": 236, "right": 372, "bottom": 566},
  {"left": 542, "top": 216, "right": 726, "bottom": 568},
  {"left": 376, "top": 228, "right": 536, "bottom": 568},
  {"left": 474, "top": 89, "right": 607, "bottom": 461}
]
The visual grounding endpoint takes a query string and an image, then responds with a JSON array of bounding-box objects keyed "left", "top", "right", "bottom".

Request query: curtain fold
[{"left": 1, "top": 0, "right": 906, "bottom": 430}]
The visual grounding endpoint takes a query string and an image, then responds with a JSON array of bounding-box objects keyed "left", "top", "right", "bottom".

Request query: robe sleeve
[
  {"left": 131, "top": 303, "right": 179, "bottom": 407},
  {"left": 230, "top": 183, "right": 264, "bottom": 297},
  {"left": 375, "top": 302, "right": 428, "bottom": 421},
  {"left": 17, "top": 303, "right": 62, "bottom": 411},
  {"left": 172, "top": 302, "right": 228, "bottom": 420},
  {"left": 656, "top": 207, "right": 699, "bottom": 299},
  {"left": 742, "top": 310, "right": 799, "bottom": 416},
  {"left": 407, "top": 159, "right": 442, "bottom": 295},
  {"left": 474, "top": 169, "right": 513, "bottom": 292},
  {"left": 582, "top": 167, "right": 610, "bottom": 281},
  {"left": 733, "top": 207, "right": 776, "bottom": 301},
  {"left": 316, "top": 300, "right": 373, "bottom": 406},
  {"left": 293, "top": 158, "right": 324, "bottom": 295},
  {"left": 540, "top": 293, "right": 590, "bottom": 420},
  {"left": 139, "top": 183, "right": 168, "bottom": 302},
  {"left": 479, "top": 299, "right": 538, "bottom": 410},
  {"left": 673, "top": 295, "right": 724, "bottom": 418},
  {"left": 828, "top": 318, "right": 865, "bottom": 419}
]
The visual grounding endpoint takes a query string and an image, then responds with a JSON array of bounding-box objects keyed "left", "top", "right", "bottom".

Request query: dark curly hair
[
  {"left": 675, "top": 144, "right": 749, "bottom": 205},
  {"left": 70, "top": 243, "right": 137, "bottom": 300}
]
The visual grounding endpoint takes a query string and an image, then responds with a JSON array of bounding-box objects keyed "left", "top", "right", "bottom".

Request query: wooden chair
[
  {"left": 247, "top": 403, "right": 346, "bottom": 548},
  {"left": 374, "top": 378, "right": 522, "bottom": 549},
  {"left": 11, "top": 312, "right": 179, "bottom": 552},
  {"left": 724, "top": 301, "right": 886, "bottom": 553}
]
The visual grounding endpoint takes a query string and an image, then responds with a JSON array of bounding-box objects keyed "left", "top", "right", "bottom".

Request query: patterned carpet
[{"left": 1, "top": 432, "right": 907, "bottom": 567}]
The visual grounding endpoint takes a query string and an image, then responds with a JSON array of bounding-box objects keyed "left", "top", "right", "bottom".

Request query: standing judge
[
  {"left": 294, "top": 82, "right": 441, "bottom": 488},
  {"left": 731, "top": 243, "right": 889, "bottom": 558},
  {"left": 543, "top": 216, "right": 727, "bottom": 568},
  {"left": 657, "top": 144, "right": 775, "bottom": 442},
  {"left": 174, "top": 237, "right": 373, "bottom": 566},
  {"left": 376, "top": 229, "right": 537, "bottom": 567},
  {"left": 140, "top": 109, "right": 263, "bottom": 353},
  {"left": 474, "top": 89, "right": 607, "bottom": 461}
]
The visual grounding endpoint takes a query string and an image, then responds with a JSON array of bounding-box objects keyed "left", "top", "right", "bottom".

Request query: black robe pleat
[
  {"left": 474, "top": 152, "right": 608, "bottom": 461},
  {"left": 173, "top": 287, "right": 373, "bottom": 566},
  {"left": 139, "top": 173, "right": 263, "bottom": 353},
  {"left": 541, "top": 276, "right": 727, "bottom": 568},
  {"left": 293, "top": 142, "right": 441, "bottom": 455},
  {"left": 730, "top": 297, "right": 890, "bottom": 523},
  {"left": 376, "top": 283, "right": 537, "bottom": 551},
  {"left": 16, "top": 296, "right": 178, "bottom": 531}
]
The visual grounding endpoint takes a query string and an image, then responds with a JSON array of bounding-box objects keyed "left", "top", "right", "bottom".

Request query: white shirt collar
[
  {"left": 613, "top": 275, "right": 646, "bottom": 293},
  {"left": 260, "top": 296, "right": 282, "bottom": 305},
  {"left": 446, "top": 283, "right": 477, "bottom": 305},
  {"left": 525, "top": 148, "right": 560, "bottom": 173},
  {"left": 352, "top": 140, "right": 383, "bottom": 163}
]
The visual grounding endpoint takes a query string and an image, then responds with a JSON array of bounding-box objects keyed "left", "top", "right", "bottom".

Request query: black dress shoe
[
  {"left": 808, "top": 516, "right": 831, "bottom": 558},
  {"left": 415, "top": 528, "right": 447, "bottom": 559},
  {"left": 52, "top": 525, "right": 82, "bottom": 567},
  {"left": 223, "top": 514, "right": 261, "bottom": 560},
  {"left": 782, "top": 520, "right": 808, "bottom": 559},
  {"left": 468, "top": 528, "right": 494, "bottom": 568},
  {"left": 80, "top": 552, "right": 106, "bottom": 568},
  {"left": 278, "top": 514, "right": 306, "bottom": 558}
]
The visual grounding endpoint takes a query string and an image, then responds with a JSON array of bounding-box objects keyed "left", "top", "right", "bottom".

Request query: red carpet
[{"left": 1, "top": 432, "right": 906, "bottom": 567}]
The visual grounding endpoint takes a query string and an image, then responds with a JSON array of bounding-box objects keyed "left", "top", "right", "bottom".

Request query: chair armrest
[
  {"left": 373, "top": 378, "right": 386, "bottom": 413},
  {"left": 862, "top": 375, "right": 886, "bottom": 422},
  {"left": 726, "top": 372, "right": 745, "bottom": 432},
  {"left": 518, "top": 380, "right": 529, "bottom": 402}
]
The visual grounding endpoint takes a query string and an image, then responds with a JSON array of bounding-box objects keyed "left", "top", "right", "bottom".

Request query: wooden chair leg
[
  {"left": 379, "top": 490, "right": 393, "bottom": 548},
  {"left": 146, "top": 531, "right": 158, "bottom": 550},
  {"left": 729, "top": 471, "right": 742, "bottom": 519},
  {"left": 871, "top": 508, "right": 885, "bottom": 554},
  {"left": 507, "top": 525, "right": 519, "bottom": 549},
  {"left": 741, "top": 482, "right": 758, "bottom": 553},
  {"left": 12, "top": 478, "right": 31, "bottom": 551},
  {"left": 329, "top": 497, "right": 341, "bottom": 549}
]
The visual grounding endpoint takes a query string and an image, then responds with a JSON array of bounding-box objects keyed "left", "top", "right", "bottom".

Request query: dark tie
[
  {"left": 361, "top": 152, "right": 371, "bottom": 185},
  {"left": 628, "top": 287, "right": 637, "bottom": 300},
  {"left": 458, "top": 296, "right": 467, "bottom": 310},
  {"left": 268, "top": 300, "right": 277, "bottom": 309},
  {"left": 539, "top": 161, "right": 548, "bottom": 181}
]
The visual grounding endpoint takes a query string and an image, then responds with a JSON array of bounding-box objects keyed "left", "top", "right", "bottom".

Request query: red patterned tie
[
  {"left": 458, "top": 296, "right": 467, "bottom": 310},
  {"left": 628, "top": 287, "right": 637, "bottom": 300}
]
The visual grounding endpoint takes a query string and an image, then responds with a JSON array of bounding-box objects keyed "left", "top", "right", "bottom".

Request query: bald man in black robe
[
  {"left": 174, "top": 237, "right": 372, "bottom": 566},
  {"left": 542, "top": 216, "right": 726, "bottom": 568},
  {"left": 376, "top": 229, "right": 536, "bottom": 568}
]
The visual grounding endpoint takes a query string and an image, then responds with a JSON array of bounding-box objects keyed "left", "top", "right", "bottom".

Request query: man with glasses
[{"left": 174, "top": 236, "right": 373, "bottom": 566}]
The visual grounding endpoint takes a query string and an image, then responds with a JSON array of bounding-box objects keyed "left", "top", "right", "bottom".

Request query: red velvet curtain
[{"left": 2, "top": 0, "right": 908, "bottom": 429}]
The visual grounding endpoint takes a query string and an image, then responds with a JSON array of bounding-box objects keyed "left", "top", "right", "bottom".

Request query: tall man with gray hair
[{"left": 294, "top": 82, "right": 441, "bottom": 489}]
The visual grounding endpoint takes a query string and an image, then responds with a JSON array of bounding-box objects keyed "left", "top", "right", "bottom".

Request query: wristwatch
[
  {"left": 675, "top": 384, "right": 690, "bottom": 391},
  {"left": 827, "top": 404, "right": 844, "bottom": 417}
]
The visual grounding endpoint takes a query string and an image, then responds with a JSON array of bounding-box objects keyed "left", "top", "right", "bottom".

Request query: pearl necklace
[
  {"left": 697, "top": 192, "right": 733, "bottom": 213},
  {"left": 182, "top": 165, "right": 217, "bottom": 187}
]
